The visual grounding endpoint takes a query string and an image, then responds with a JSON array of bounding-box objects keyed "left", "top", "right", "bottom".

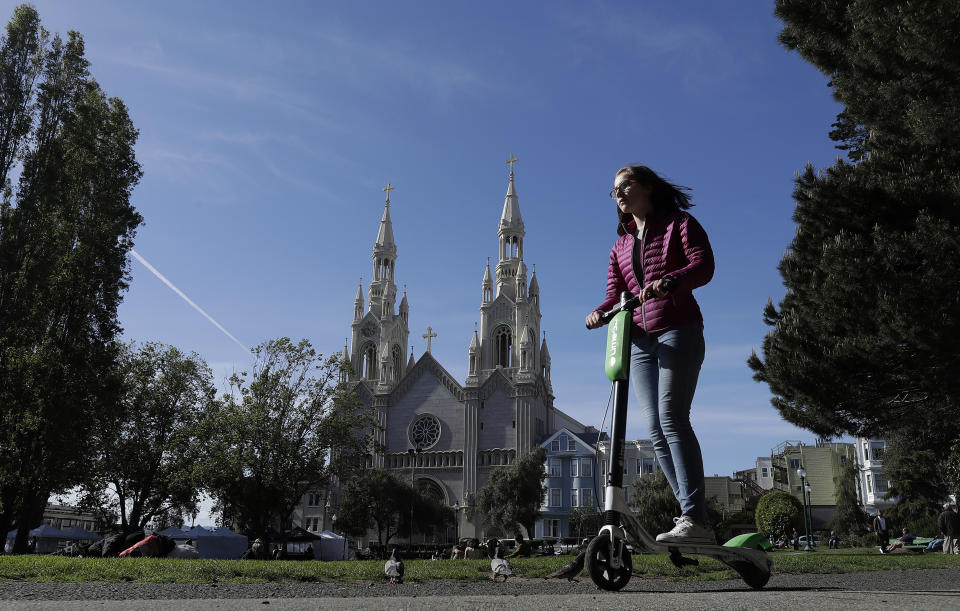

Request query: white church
[{"left": 303, "top": 161, "right": 590, "bottom": 540}]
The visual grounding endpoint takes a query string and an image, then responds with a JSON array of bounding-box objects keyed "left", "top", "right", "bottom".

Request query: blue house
[{"left": 535, "top": 428, "right": 607, "bottom": 539}]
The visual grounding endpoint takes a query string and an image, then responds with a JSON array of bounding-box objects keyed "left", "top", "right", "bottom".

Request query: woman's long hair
[{"left": 615, "top": 165, "right": 693, "bottom": 236}]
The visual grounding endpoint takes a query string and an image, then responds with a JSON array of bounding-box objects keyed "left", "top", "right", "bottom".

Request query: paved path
[{"left": 1, "top": 569, "right": 959, "bottom": 610}]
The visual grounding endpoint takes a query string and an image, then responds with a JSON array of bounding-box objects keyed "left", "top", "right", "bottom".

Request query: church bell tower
[{"left": 349, "top": 183, "right": 410, "bottom": 388}]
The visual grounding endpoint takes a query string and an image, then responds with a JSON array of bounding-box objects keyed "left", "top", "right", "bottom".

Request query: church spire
[
  {"left": 481, "top": 257, "right": 493, "bottom": 304},
  {"left": 499, "top": 154, "right": 524, "bottom": 234},
  {"left": 353, "top": 279, "right": 364, "bottom": 321},
  {"left": 467, "top": 323, "right": 480, "bottom": 385},
  {"left": 375, "top": 182, "right": 396, "bottom": 250},
  {"left": 370, "top": 183, "right": 398, "bottom": 318},
  {"left": 339, "top": 338, "right": 350, "bottom": 383},
  {"left": 496, "top": 155, "right": 525, "bottom": 296}
]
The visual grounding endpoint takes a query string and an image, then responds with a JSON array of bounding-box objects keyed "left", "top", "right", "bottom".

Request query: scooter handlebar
[{"left": 587, "top": 293, "right": 641, "bottom": 328}]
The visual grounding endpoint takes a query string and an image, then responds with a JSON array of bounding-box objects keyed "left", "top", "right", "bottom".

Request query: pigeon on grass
[
  {"left": 490, "top": 545, "right": 515, "bottom": 582},
  {"left": 384, "top": 548, "right": 404, "bottom": 584},
  {"left": 544, "top": 550, "right": 585, "bottom": 582}
]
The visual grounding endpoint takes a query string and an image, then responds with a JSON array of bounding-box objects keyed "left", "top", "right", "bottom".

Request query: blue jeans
[{"left": 629, "top": 322, "right": 706, "bottom": 524}]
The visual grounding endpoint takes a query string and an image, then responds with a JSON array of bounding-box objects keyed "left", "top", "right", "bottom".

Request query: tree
[
  {"left": 77, "top": 342, "right": 215, "bottom": 532},
  {"left": 0, "top": 4, "right": 142, "bottom": 552},
  {"left": 755, "top": 491, "right": 802, "bottom": 541},
  {"left": 336, "top": 469, "right": 411, "bottom": 548},
  {"left": 946, "top": 438, "right": 960, "bottom": 502},
  {"left": 630, "top": 471, "right": 680, "bottom": 537},
  {"left": 568, "top": 506, "right": 602, "bottom": 542},
  {"left": 199, "top": 338, "right": 375, "bottom": 538},
  {"left": 883, "top": 432, "right": 949, "bottom": 513},
  {"left": 409, "top": 485, "right": 455, "bottom": 542},
  {"left": 829, "top": 459, "right": 869, "bottom": 541},
  {"left": 748, "top": 1, "right": 960, "bottom": 454},
  {"left": 476, "top": 447, "right": 547, "bottom": 537},
  {"left": 335, "top": 469, "right": 453, "bottom": 548}
]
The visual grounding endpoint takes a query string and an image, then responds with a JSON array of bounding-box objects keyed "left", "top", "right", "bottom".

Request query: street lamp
[
  {"left": 804, "top": 483, "right": 813, "bottom": 546},
  {"left": 452, "top": 501, "right": 461, "bottom": 544},
  {"left": 797, "top": 466, "right": 812, "bottom": 551}
]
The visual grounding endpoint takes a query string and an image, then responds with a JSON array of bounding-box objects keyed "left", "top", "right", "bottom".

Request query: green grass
[{"left": 0, "top": 549, "right": 958, "bottom": 584}]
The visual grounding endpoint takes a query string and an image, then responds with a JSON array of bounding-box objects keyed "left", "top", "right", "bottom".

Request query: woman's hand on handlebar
[
  {"left": 641, "top": 279, "right": 670, "bottom": 302},
  {"left": 585, "top": 310, "right": 603, "bottom": 330}
]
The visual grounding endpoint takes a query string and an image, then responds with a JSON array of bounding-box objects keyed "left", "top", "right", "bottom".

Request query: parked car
[
  {"left": 552, "top": 538, "right": 586, "bottom": 555},
  {"left": 798, "top": 535, "right": 820, "bottom": 546}
]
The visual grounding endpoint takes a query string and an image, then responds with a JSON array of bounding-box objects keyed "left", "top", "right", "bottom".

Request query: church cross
[
  {"left": 422, "top": 326, "right": 438, "bottom": 352},
  {"left": 506, "top": 154, "right": 519, "bottom": 174},
  {"left": 383, "top": 182, "right": 395, "bottom": 204}
]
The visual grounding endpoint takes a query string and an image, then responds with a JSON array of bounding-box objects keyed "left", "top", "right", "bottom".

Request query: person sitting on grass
[
  {"left": 504, "top": 533, "right": 532, "bottom": 558},
  {"left": 881, "top": 527, "right": 917, "bottom": 554},
  {"left": 464, "top": 538, "right": 484, "bottom": 559}
]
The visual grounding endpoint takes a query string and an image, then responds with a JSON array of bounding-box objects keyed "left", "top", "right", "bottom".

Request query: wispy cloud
[
  {"left": 301, "top": 27, "right": 490, "bottom": 106},
  {"left": 702, "top": 343, "right": 760, "bottom": 370},
  {"left": 130, "top": 249, "right": 250, "bottom": 356},
  {"left": 551, "top": 3, "right": 741, "bottom": 90}
]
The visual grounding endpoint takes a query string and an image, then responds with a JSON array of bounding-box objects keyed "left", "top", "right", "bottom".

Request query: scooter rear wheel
[{"left": 585, "top": 535, "right": 633, "bottom": 591}]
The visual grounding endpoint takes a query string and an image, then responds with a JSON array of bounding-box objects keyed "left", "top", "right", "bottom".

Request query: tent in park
[
  {"left": 154, "top": 526, "right": 189, "bottom": 539},
  {"left": 180, "top": 525, "right": 211, "bottom": 540},
  {"left": 149, "top": 525, "right": 246, "bottom": 558},
  {"left": 4, "top": 524, "right": 70, "bottom": 554},
  {"left": 318, "top": 530, "right": 348, "bottom": 561},
  {"left": 281, "top": 526, "right": 321, "bottom": 558},
  {"left": 191, "top": 526, "right": 248, "bottom": 559},
  {"left": 62, "top": 525, "right": 102, "bottom": 542}
]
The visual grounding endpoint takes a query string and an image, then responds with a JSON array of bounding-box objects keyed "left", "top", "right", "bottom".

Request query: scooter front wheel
[
  {"left": 726, "top": 558, "right": 771, "bottom": 590},
  {"left": 585, "top": 534, "right": 633, "bottom": 591}
]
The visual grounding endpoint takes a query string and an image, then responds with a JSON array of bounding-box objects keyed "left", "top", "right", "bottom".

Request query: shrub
[{"left": 755, "top": 491, "right": 803, "bottom": 539}]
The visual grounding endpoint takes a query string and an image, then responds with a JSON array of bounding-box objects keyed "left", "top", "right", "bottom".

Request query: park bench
[{"left": 879, "top": 537, "right": 932, "bottom": 553}]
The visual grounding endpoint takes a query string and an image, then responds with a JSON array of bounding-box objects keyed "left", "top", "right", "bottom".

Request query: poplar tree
[
  {"left": 0, "top": 5, "right": 142, "bottom": 551},
  {"left": 749, "top": 1, "right": 960, "bottom": 468}
]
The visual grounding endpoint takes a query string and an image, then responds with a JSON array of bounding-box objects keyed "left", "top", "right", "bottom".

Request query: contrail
[{"left": 130, "top": 249, "right": 251, "bottom": 355}]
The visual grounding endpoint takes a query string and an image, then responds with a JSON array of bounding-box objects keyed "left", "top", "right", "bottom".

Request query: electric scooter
[{"left": 584, "top": 292, "right": 773, "bottom": 591}]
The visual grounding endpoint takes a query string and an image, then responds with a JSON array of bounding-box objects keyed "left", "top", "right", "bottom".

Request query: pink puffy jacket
[{"left": 593, "top": 210, "right": 714, "bottom": 334}]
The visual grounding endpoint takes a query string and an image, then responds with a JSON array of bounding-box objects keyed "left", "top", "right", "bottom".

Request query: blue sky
[{"left": 24, "top": 2, "right": 844, "bottom": 485}]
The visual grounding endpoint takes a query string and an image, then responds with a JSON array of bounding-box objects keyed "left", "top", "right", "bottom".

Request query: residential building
[
  {"left": 535, "top": 428, "right": 606, "bottom": 539},
  {"left": 770, "top": 439, "right": 855, "bottom": 529},
  {"left": 854, "top": 437, "right": 895, "bottom": 514},
  {"left": 756, "top": 456, "right": 774, "bottom": 490},
  {"left": 41, "top": 504, "right": 100, "bottom": 534},
  {"left": 704, "top": 475, "right": 746, "bottom": 514},
  {"left": 596, "top": 439, "right": 660, "bottom": 508}
]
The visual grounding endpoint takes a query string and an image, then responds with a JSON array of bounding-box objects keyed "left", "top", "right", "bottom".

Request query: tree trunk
[{"left": 11, "top": 489, "right": 46, "bottom": 554}]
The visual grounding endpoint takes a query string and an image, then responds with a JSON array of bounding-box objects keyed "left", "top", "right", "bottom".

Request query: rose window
[{"left": 409, "top": 414, "right": 441, "bottom": 450}]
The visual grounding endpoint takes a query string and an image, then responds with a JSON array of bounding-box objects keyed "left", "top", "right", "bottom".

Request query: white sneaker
[{"left": 656, "top": 516, "right": 716, "bottom": 545}]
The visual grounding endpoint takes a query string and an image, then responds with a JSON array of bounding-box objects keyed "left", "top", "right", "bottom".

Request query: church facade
[{"left": 335, "top": 163, "right": 588, "bottom": 539}]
